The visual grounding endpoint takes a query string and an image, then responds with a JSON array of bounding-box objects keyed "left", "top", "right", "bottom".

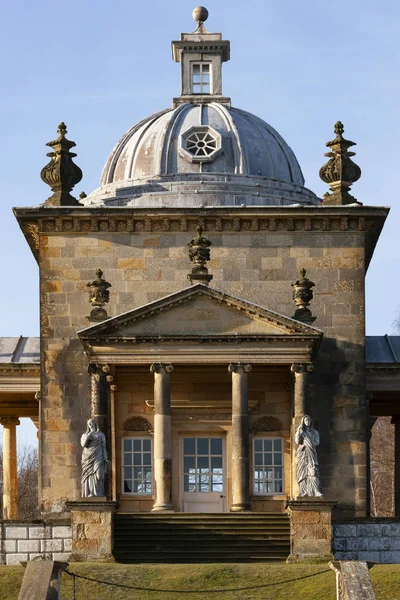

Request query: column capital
[
  {"left": 150, "top": 363, "right": 174, "bottom": 374},
  {"left": 0, "top": 417, "right": 20, "bottom": 427},
  {"left": 291, "top": 362, "right": 313, "bottom": 374},
  {"left": 88, "top": 363, "right": 110, "bottom": 376},
  {"left": 228, "top": 362, "right": 252, "bottom": 374}
]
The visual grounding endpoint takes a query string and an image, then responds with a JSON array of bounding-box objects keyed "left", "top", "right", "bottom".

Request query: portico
[
  {"left": 78, "top": 284, "right": 322, "bottom": 513},
  {"left": 0, "top": 337, "right": 40, "bottom": 520}
]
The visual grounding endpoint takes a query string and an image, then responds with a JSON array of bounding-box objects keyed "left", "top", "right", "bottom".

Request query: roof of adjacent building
[
  {"left": 366, "top": 335, "right": 400, "bottom": 364},
  {"left": 0, "top": 337, "right": 40, "bottom": 364}
]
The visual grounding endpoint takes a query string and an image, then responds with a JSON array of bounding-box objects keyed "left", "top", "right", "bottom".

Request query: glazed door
[{"left": 181, "top": 436, "right": 226, "bottom": 512}]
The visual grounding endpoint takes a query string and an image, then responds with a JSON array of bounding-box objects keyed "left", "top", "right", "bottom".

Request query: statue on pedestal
[
  {"left": 295, "top": 414, "right": 323, "bottom": 497},
  {"left": 81, "top": 418, "right": 108, "bottom": 497}
]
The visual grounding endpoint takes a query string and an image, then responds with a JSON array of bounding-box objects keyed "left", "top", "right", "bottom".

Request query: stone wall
[
  {"left": 33, "top": 210, "right": 369, "bottom": 516},
  {"left": 333, "top": 522, "right": 400, "bottom": 563},
  {"left": 0, "top": 521, "right": 71, "bottom": 565}
]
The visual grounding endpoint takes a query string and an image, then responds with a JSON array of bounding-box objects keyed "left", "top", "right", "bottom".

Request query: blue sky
[{"left": 1, "top": 0, "right": 400, "bottom": 445}]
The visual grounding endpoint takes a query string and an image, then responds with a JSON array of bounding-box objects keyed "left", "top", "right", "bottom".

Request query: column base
[
  {"left": 151, "top": 504, "right": 174, "bottom": 512},
  {"left": 230, "top": 504, "right": 252, "bottom": 512}
]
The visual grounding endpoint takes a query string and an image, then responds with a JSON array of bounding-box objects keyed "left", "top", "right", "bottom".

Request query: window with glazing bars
[
  {"left": 253, "top": 438, "right": 283, "bottom": 494},
  {"left": 183, "top": 437, "right": 223, "bottom": 492},
  {"left": 123, "top": 438, "right": 152, "bottom": 494},
  {"left": 191, "top": 63, "right": 211, "bottom": 94}
]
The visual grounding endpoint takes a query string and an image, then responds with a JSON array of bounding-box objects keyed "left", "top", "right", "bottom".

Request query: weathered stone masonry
[{"left": 15, "top": 206, "right": 387, "bottom": 519}]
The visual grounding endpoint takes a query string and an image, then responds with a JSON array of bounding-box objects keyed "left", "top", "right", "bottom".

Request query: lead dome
[{"left": 84, "top": 10, "right": 318, "bottom": 208}]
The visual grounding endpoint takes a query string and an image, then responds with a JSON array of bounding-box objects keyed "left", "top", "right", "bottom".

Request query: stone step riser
[{"left": 114, "top": 514, "right": 290, "bottom": 563}]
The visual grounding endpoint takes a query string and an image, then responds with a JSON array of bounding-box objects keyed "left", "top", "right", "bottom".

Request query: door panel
[{"left": 181, "top": 436, "right": 226, "bottom": 512}]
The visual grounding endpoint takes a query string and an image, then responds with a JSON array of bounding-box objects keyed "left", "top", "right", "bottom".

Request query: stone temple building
[{"left": 1, "top": 7, "right": 400, "bottom": 564}]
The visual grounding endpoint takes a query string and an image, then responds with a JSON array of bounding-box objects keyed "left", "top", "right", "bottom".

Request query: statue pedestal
[
  {"left": 286, "top": 498, "right": 337, "bottom": 563},
  {"left": 66, "top": 499, "right": 118, "bottom": 561}
]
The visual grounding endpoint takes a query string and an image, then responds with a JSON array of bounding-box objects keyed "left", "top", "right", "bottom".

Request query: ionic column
[
  {"left": 291, "top": 363, "right": 314, "bottom": 418},
  {"left": 290, "top": 363, "right": 313, "bottom": 499},
  {"left": 88, "top": 363, "right": 109, "bottom": 433},
  {"left": 151, "top": 363, "right": 173, "bottom": 512},
  {"left": 391, "top": 415, "right": 400, "bottom": 518},
  {"left": 229, "top": 363, "right": 251, "bottom": 512},
  {"left": 0, "top": 417, "right": 20, "bottom": 520}
]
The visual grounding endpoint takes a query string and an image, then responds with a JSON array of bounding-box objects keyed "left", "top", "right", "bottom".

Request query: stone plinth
[
  {"left": 286, "top": 498, "right": 337, "bottom": 562},
  {"left": 66, "top": 499, "right": 118, "bottom": 561}
]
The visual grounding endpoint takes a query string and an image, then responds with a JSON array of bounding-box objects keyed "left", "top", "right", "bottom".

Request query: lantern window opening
[{"left": 191, "top": 62, "right": 211, "bottom": 94}]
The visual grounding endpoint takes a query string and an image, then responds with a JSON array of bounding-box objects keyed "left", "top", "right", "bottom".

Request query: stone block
[
  {"left": 380, "top": 523, "right": 400, "bottom": 537},
  {"left": 18, "top": 540, "right": 40, "bottom": 553},
  {"left": 295, "top": 524, "right": 331, "bottom": 540},
  {"left": 334, "top": 524, "right": 356, "bottom": 537},
  {"left": 52, "top": 526, "right": 72, "bottom": 538},
  {"left": 28, "top": 525, "right": 52, "bottom": 539},
  {"left": 379, "top": 551, "right": 400, "bottom": 564},
  {"left": 28, "top": 553, "right": 49, "bottom": 561},
  {"left": 6, "top": 553, "right": 28, "bottom": 565},
  {"left": 40, "top": 539, "right": 63, "bottom": 552},
  {"left": 334, "top": 551, "right": 358, "bottom": 560},
  {"left": 5, "top": 526, "right": 28, "bottom": 539},
  {"left": 346, "top": 537, "right": 368, "bottom": 552},
  {"left": 392, "top": 538, "right": 400, "bottom": 550},
  {"left": 368, "top": 537, "right": 392, "bottom": 551},
  {"left": 357, "top": 524, "right": 381, "bottom": 537},
  {"left": 357, "top": 551, "right": 380, "bottom": 562},
  {"left": 332, "top": 538, "right": 347, "bottom": 551},
  {"left": 53, "top": 552, "right": 70, "bottom": 561},
  {"left": 64, "top": 538, "right": 72, "bottom": 552},
  {"left": 291, "top": 511, "right": 321, "bottom": 524},
  {"left": 4, "top": 540, "right": 16, "bottom": 553}
]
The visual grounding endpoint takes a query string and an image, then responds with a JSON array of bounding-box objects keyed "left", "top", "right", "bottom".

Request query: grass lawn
[{"left": 0, "top": 562, "right": 399, "bottom": 599}]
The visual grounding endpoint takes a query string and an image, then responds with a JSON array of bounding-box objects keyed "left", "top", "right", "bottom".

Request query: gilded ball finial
[{"left": 192, "top": 6, "right": 209, "bottom": 24}]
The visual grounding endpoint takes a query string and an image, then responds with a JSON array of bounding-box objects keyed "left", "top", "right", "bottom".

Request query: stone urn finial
[
  {"left": 187, "top": 224, "right": 213, "bottom": 285},
  {"left": 40, "top": 122, "right": 83, "bottom": 206},
  {"left": 319, "top": 121, "right": 362, "bottom": 205},
  {"left": 86, "top": 269, "right": 111, "bottom": 322},
  {"left": 291, "top": 268, "right": 316, "bottom": 325}
]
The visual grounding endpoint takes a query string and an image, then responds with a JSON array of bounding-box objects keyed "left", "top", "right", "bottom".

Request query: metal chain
[{"left": 64, "top": 568, "right": 331, "bottom": 595}]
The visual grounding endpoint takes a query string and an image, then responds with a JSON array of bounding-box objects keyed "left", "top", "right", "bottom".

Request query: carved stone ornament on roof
[
  {"left": 187, "top": 225, "right": 213, "bottom": 285},
  {"left": 86, "top": 269, "right": 111, "bottom": 323},
  {"left": 122, "top": 416, "right": 152, "bottom": 432},
  {"left": 319, "top": 121, "right": 362, "bottom": 206},
  {"left": 40, "top": 122, "right": 83, "bottom": 206},
  {"left": 291, "top": 269, "right": 316, "bottom": 325}
]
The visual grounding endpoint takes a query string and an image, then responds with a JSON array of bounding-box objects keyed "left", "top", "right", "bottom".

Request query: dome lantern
[{"left": 171, "top": 7, "right": 231, "bottom": 108}]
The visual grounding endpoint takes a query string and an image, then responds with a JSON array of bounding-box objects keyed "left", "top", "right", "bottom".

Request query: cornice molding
[{"left": 13, "top": 206, "right": 389, "bottom": 267}]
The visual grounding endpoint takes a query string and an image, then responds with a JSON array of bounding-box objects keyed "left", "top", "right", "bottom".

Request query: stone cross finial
[
  {"left": 291, "top": 268, "right": 316, "bottom": 324},
  {"left": 86, "top": 269, "right": 111, "bottom": 322},
  {"left": 40, "top": 122, "right": 83, "bottom": 206},
  {"left": 319, "top": 121, "right": 362, "bottom": 206},
  {"left": 187, "top": 224, "right": 213, "bottom": 285}
]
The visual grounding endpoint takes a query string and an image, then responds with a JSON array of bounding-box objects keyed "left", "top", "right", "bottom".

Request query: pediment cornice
[{"left": 78, "top": 284, "right": 322, "bottom": 342}]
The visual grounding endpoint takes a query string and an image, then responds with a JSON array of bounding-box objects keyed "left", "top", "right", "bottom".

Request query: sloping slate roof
[
  {"left": 366, "top": 335, "right": 400, "bottom": 363},
  {"left": 0, "top": 337, "right": 40, "bottom": 364}
]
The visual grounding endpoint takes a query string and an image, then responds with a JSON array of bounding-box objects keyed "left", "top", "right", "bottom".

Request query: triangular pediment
[{"left": 78, "top": 284, "right": 322, "bottom": 341}]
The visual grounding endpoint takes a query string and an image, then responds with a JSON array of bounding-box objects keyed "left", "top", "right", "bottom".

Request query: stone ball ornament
[{"left": 192, "top": 6, "right": 209, "bottom": 23}]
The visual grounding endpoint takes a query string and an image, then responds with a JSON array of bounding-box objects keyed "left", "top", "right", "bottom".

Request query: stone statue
[
  {"left": 295, "top": 414, "right": 323, "bottom": 497},
  {"left": 81, "top": 418, "right": 108, "bottom": 497}
]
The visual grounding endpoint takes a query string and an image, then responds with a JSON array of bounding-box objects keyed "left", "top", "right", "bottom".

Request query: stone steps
[{"left": 113, "top": 512, "right": 290, "bottom": 563}]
